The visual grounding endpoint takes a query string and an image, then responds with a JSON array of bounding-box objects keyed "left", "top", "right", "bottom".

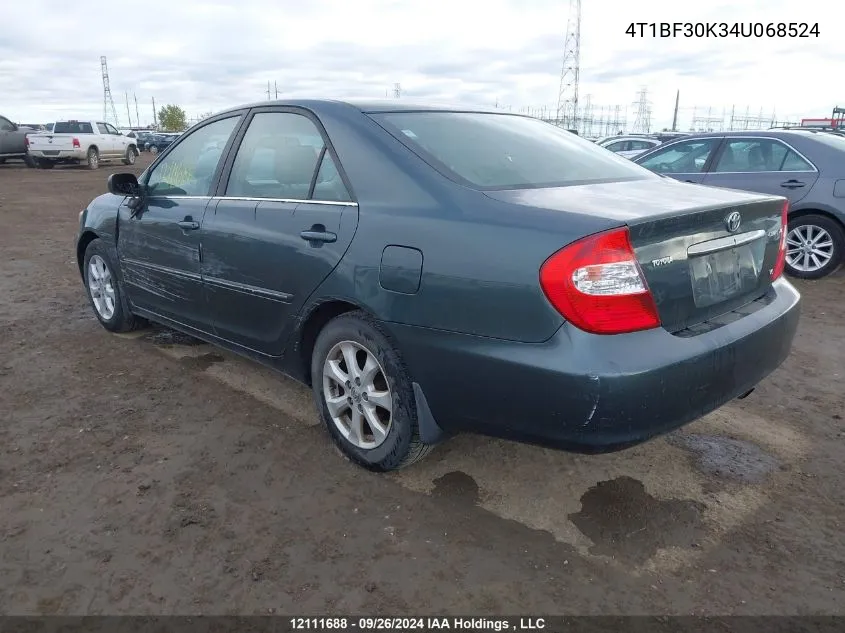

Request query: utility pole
[
  {"left": 125, "top": 92, "right": 132, "bottom": 128},
  {"left": 274, "top": 81, "right": 279, "bottom": 99},
  {"left": 671, "top": 90, "right": 679, "bottom": 131},
  {"left": 134, "top": 94, "right": 140, "bottom": 128},
  {"left": 266, "top": 81, "right": 271, "bottom": 100},
  {"left": 152, "top": 97, "right": 157, "bottom": 128}
]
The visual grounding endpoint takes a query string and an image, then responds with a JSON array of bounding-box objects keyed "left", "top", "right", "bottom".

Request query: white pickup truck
[{"left": 27, "top": 120, "right": 139, "bottom": 169}]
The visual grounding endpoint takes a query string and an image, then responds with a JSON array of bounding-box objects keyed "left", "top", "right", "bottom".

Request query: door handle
[
  {"left": 177, "top": 220, "right": 200, "bottom": 230},
  {"left": 300, "top": 230, "right": 337, "bottom": 244},
  {"left": 781, "top": 180, "right": 805, "bottom": 189}
]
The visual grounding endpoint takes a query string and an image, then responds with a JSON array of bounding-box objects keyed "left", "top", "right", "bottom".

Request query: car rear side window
[
  {"left": 371, "top": 112, "right": 651, "bottom": 189},
  {"left": 226, "top": 112, "right": 331, "bottom": 200},
  {"left": 54, "top": 122, "right": 94, "bottom": 134},
  {"left": 145, "top": 116, "right": 241, "bottom": 197}
]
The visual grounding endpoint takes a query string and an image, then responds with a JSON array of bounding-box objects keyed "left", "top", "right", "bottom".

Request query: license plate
[{"left": 689, "top": 243, "right": 763, "bottom": 308}]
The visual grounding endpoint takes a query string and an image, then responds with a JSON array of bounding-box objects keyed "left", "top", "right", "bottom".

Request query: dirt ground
[{"left": 0, "top": 154, "right": 843, "bottom": 616}]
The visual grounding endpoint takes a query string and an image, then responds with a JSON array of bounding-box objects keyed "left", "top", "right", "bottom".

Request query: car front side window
[
  {"left": 145, "top": 116, "right": 240, "bottom": 197},
  {"left": 638, "top": 139, "right": 718, "bottom": 174},
  {"left": 0, "top": 116, "right": 15, "bottom": 132}
]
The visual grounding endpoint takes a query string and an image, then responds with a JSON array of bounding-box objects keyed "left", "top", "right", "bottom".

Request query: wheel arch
[
  {"left": 87, "top": 144, "right": 99, "bottom": 153},
  {"left": 295, "top": 298, "right": 370, "bottom": 386},
  {"left": 788, "top": 207, "right": 845, "bottom": 232},
  {"left": 76, "top": 230, "right": 100, "bottom": 277}
]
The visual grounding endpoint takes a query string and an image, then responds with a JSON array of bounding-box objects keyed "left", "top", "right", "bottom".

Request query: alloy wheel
[
  {"left": 786, "top": 224, "right": 834, "bottom": 273},
  {"left": 322, "top": 340, "right": 393, "bottom": 449},
  {"left": 87, "top": 254, "right": 116, "bottom": 320}
]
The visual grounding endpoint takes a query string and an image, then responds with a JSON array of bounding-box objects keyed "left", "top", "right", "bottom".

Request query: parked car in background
[
  {"left": 0, "top": 115, "right": 36, "bottom": 165},
  {"left": 635, "top": 130, "right": 845, "bottom": 279},
  {"left": 76, "top": 100, "right": 799, "bottom": 472},
  {"left": 143, "top": 133, "right": 179, "bottom": 155},
  {"left": 125, "top": 130, "right": 156, "bottom": 151},
  {"left": 27, "top": 120, "right": 139, "bottom": 169},
  {"left": 596, "top": 135, "right": 663, "bottom": 159},
  {"left": 19, "top": 123, "right": 49, "bottom": 132}
]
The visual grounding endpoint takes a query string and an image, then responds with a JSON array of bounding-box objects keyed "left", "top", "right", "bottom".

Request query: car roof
[
  {"left": 214, "top": 98, "right": 507, "bottom": 117},
  {"left": 674, "top": 129, "right": 829, "bottom": 140}
]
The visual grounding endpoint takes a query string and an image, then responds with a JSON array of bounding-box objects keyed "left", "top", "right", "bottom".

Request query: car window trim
[
  {"left": 214, "top": 105, "right": 357, "bottom": 204},
  {"left": 707, "top": 136, "right": 818, "bottom": 174},
  {"left": 141, "top": 110, "right": 249, "bottom": 197},
  {"left": 151, "top": 194, "right": 358, "bottom": 207}
]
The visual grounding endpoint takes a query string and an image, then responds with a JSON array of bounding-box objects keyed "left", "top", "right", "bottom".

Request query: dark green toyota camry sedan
[{"left": 75, "top": 99, "right": 801, "bottom": 471}]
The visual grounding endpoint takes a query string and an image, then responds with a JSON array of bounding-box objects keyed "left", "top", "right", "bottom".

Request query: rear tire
[
  {"left": 86, "top": 147, "right": 99, "bottom": 170},
  {"left": 82, "top": 239, "right": 141, "bottom": 333},
  {"left": 149, "top": 145, "right": 159, "bottom": 155},
  {"left": 785, "top": 214, "right": 844, "bottom": 280},
  {"left": 0, "top": 158, "right": 5, "bottom": 165},
  {"left": 310, "top": 311, "right": 434, "bottom": 471}
]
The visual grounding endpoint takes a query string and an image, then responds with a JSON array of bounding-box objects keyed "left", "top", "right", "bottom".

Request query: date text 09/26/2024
[
  {"left": 290, "top": 618, "right": 545, "bottom": 631},
  {"left": 626, "top": 22, "right": 820, "bottom": 38}
]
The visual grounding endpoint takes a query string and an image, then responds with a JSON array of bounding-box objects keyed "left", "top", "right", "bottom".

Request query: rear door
[
  {"left": 117, "top": 114, "right": 244, "bottom": 331},
  {"left": 701, "top": 137, "right": 819, "bottom": 204},
  {"left": 636, "top": 137, "right": 724, "bottom": 184},
  {"left": 201, "top": 107, "right": 359, "bottom": 355}
]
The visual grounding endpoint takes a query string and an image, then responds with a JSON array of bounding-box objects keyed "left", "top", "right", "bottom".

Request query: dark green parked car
[{"left": 75, "top": 100, "right": 801, "bottom": 471}]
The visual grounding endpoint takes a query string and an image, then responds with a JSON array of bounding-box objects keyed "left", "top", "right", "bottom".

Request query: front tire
[
  {"left": 86, "top": 147, "right": 99, "bottom": 169},
  {"left": 83, "top": 239, "right": 140, "bottom": 333},
  {"left": 122, "top": 146, "right": 137, "bottom": 165},
  {"left": 311, "top": 311, "right": 434, "bottom": 471},
  {"left": 785, "top": 214, "right": 844, "bottom": 279},
  {"left": 149, "top": 145, "right": 159, "bottom": 155}
]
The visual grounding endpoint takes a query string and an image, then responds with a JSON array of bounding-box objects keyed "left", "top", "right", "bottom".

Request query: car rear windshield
[
  {"left": 371, "top": 111, "right": 652, "bottom": 189},
  {"left": 53, "top": 122, "right": 93, "bottom": 134}
]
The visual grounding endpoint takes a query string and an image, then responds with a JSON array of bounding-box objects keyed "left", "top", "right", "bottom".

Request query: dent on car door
[
  {"left": 116, "top": 115, "right": 242, "bottom": 331},
  {"left": 201, "top": 108, "right": 359, "bottom": 355},
  {"left": 636, "top": 138, "right": 723, "bottom": 184},
  {"left": 701, "top": 138, "right": 819, "bottom": 203}
]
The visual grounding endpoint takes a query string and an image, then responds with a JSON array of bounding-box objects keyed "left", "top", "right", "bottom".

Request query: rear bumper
[
  {"left": 387, "top": 278, "right": 801, "bottom": 451},
  {"left": 28, "top": 149, "right": 84, "bottom": 160}
]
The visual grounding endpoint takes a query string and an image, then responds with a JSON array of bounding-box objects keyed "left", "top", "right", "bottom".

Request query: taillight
[
  {"left": 771, "top": 200, "right": 789, "bottom": 281},
  {"left": 72, "top": 137, "right": 80, "bottom": 148},
  {"left": 24, "top": 136, "right": 29, "bottom": 147},
  {"left": 539, "top": 227, "right": 661, "bottom": 335}
]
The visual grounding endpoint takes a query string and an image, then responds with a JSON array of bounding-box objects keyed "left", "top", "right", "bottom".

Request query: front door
[
  {"left": 701, "top": 137, "right": 819, "bottom": 205},
  {"left": 201, "top": 108, "right": 359, "bottom": 355},
  {"left": 636, "top": 137, "right": 724, "bottom": 184},
  {"left": 117, "top": 114, "right": 243, "bottom": 332},
  {"left": 104, "top": 122, "right": 128, "bottom": 157}
]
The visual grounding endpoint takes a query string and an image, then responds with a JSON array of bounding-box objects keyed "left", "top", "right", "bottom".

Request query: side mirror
[{"left": 107, "top": 172, "right": 140, "bottom": 196}]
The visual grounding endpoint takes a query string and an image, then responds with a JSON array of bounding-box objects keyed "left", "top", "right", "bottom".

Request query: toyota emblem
[{"left": 725, "top": 211, "right": 742, "bottom": 233}]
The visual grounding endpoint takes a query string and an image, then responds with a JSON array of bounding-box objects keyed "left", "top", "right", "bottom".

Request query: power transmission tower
[
  {"left": 100, "top": 56, "right": 120, "bottom": 126},
  {"left": 631, "top": 87, "right": 651, "bottom": 133},
  {"left": 393, "top": 83, "right": 401, "bottom": 99},
  {"left": 134, "top": 94, "right": 140, "bottom": 128},
  {"left": 555, "top": 0, "right": 581, "bottom": 128}
]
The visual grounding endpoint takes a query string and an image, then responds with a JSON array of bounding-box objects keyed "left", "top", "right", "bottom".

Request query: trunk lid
[
  {"left": 485, "top": 177, "right": 786, "bottom": 333},
  {"left": 28, "top": 133, "right": 77, "bottom": 152}
]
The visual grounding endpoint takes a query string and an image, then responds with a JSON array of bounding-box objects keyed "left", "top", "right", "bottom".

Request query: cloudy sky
[{"left": 0, "top": 0, "right": 838, "bottom": 132}]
